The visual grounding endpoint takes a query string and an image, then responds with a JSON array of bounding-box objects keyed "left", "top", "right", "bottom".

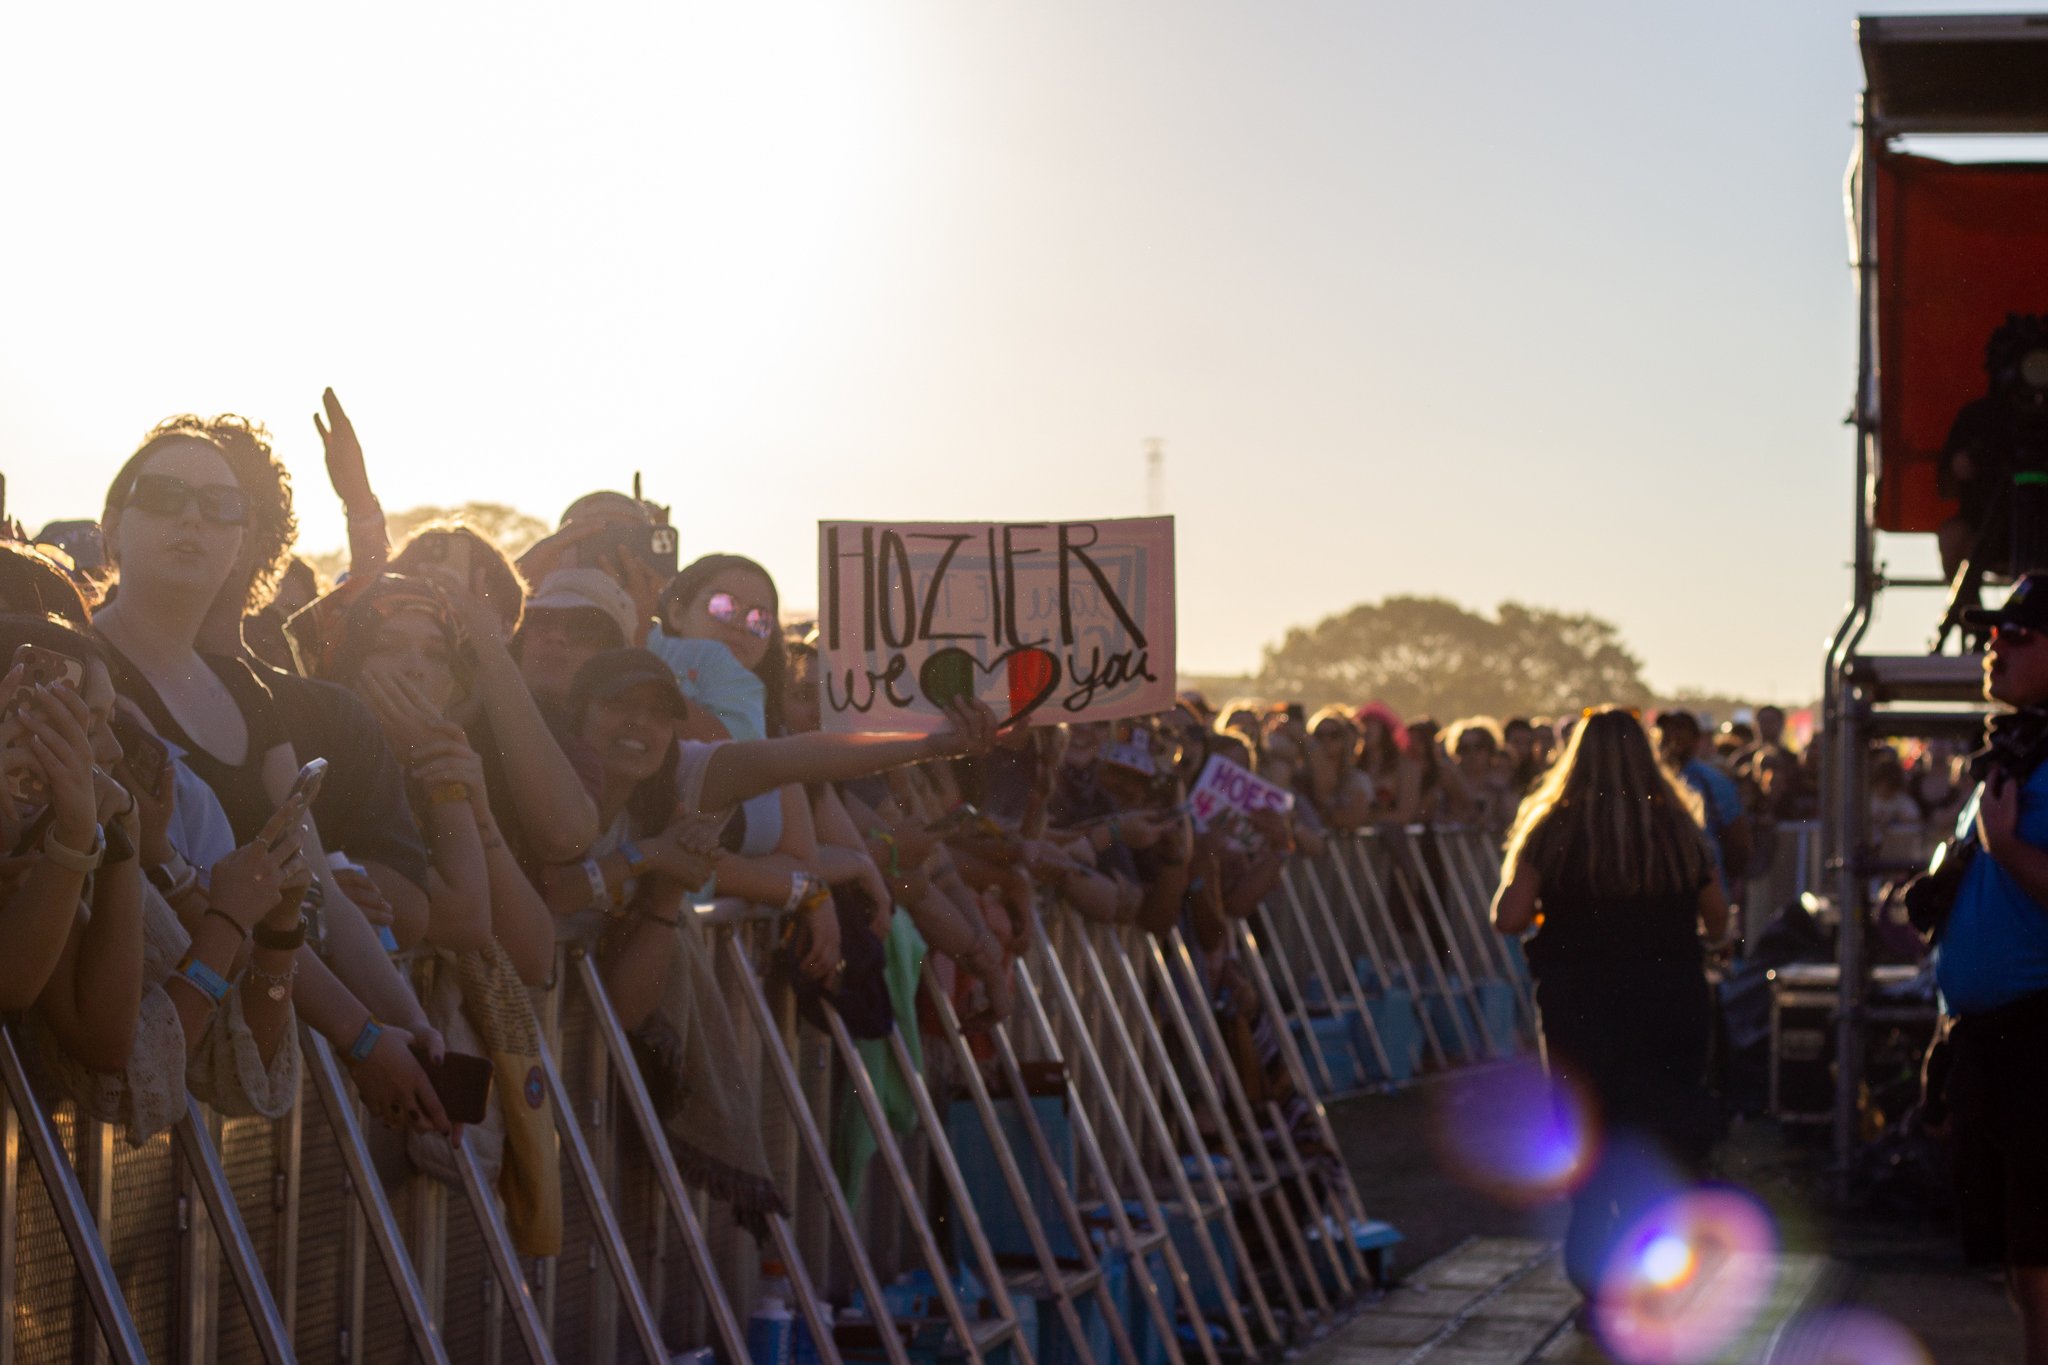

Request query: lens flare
[
  {"left": 1769, "top": 1308, "right": 1932, "bottom": 1365},
  {"left": 1429, "top": 1056, "right": 1597, "bottom": 1208},
  {"left": 1593, "top": 1188, "right": 1777, "bottom": 1364}
]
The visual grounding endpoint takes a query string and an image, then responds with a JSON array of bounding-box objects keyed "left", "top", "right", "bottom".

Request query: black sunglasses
[{"left": 126, "top": 474, "right": 249, "bottom": 526}]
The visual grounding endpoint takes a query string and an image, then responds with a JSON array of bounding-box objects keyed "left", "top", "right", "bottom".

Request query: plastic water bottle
[{"left": 748, "top": 1262, "right": 796, "bottom": 1365}]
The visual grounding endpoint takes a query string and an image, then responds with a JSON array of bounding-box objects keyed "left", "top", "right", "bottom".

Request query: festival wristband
[
  {"left": 253, "top": 915, "right": 309, "bottom": 952},
  {"left": 618, "top": 837, "right": 649, "bottom": 878},
  {"left": 41, "top": 823, "right": 105, "bottom": 875},
  {"left": 347, "top": 1018, "right": 384, "bottom": 1064},
  {"left": 169, "top": 954, "right": 233, "bottom": 1004},
  {"left": 870, "top": 830, "right": 901, "bottom": 878},
  {"left": 425, "top": 781, "right": 471, "bottom": 807},
  {"left": 583, "top": 857, "right": 612, "bottom": 911},
  {"left": 784, "top": 873, "right": 810, "bottom": 913}
]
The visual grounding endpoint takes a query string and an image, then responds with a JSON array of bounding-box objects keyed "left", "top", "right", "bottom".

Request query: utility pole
[{"left": 1145, "top": 438, "right": 1165, "bottom": 516}]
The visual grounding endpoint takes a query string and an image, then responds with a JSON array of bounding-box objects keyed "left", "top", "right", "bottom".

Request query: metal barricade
[{"left": 6, "top": 859, "right": 1421, "bottom": 1362}]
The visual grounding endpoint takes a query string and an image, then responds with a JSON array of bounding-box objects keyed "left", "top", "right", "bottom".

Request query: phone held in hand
[
  {"left": 415, "top": 1048, "right": 494, "bottom": 1125},
  {"left": 285, "top": 757, "right": 328, "bottom": 810},
  {"left": 2, "top": 644, "right": 85, "bottom": 723},
  {"left": 575, "top": 523, "right": 678, "bottom": 580},
  {"left": 111, "top": 712, "right": 170, "bottom": 798}
]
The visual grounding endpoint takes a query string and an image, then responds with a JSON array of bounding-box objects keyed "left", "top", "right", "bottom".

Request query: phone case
[{"left": 418, "top": 1050, "right": 494, "bottom": 1125}]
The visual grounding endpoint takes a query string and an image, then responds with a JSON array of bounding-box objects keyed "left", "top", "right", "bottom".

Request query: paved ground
[{"left": 1317, "top": 1079, "right": 2019, "bottom": 1363}]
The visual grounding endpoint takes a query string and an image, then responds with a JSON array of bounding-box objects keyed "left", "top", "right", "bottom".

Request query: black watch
[{"left": 252, "top": 915, "right": 309, "bottom": 952}]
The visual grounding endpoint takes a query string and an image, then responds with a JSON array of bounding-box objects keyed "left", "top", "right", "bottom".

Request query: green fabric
[{"left": 833, "top": 909, "right": 927, "bottom": 1206}]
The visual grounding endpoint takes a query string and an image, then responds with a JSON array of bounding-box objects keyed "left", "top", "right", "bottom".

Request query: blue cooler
[
  {"left": 946, "top": 1096, "right": 1079, "bottom": 1258},
  {"left": 1289, "top": 1015, "right": 1363, "bottom": 1094}
]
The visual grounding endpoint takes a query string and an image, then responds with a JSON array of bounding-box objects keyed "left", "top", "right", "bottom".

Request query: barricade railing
[
  {"left": 1245, "top": 826, "right": 1521, "bottom": 1099},
  {"left": 4, "top": 851, "right": 1422, "bottom": 1362}
]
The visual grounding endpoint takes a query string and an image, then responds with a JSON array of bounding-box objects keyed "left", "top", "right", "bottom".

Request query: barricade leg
[
  {"left": 920, "top": 960, "right": 1138, "bottom": 1365},
  {"left": 1442, "top": 830, "right": 1535, "bottom": 1038},
  {"left": 1272, "top": 865, "right": 1375, "bottom": 1090},
  {"left": 1340, "top": 837, "right": 1452, "bottom": 1070},
  {"left": 1287, "top": 861, "right": 1396, "bottom": 1084},
  {"left": 573, "top": 951, "right": 754, "bottom": 1365},
  {"left": 301, "top": 1028, "right": 454, "bottom": 1365},
  {"left": 1062, "top": 920, "right": 1262, "bottom": 1361},
  {"left": 174, "top": 1100, "right": 297, "bottom": 1364},
  {"left": 721, "top": 934, "right": 916, "bottom": 1365},
  {"left": 1024, "top": 918, "right": 1220, "bottom": 1365},
  {"left": 0, "top": 1027, "right": 148, "bottom": 1365},
  {"left": 1246, "top": 893, "right": 1342, "bottom": 1093},
  {"left": 1139, "top": 932, "right": 1332, "bottom": 1331},
  {"left": 1157, "top": 929, "right": 1358, "bottom": 1302},
  {"left": 528, "top": 1030, "right": 671, "bottom": 1365},
  {"left": 1098, "top": 925, "right": 1283, "bottom": 1349},
  {"left": 1384, "top": 847, "right": 1482, "bottom": 1062},
  {"left": 1229, "top": 923, "right": 1385, "bottom": 1273},
  {"left": 1009, "top": 956, "right": 1193, "bottom": 1365}
]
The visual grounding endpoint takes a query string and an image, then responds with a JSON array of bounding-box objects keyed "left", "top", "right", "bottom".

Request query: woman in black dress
[{"left": 1490, "top": 706, "right": 1730, "bottom": 1302}]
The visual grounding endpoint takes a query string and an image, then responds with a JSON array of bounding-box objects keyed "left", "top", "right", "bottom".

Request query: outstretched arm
[{"left": 699, "top": 699, "right": 998, "bottom": 811}]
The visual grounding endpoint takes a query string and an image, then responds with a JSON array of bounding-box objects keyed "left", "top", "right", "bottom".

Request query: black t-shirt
[
  {"left": 1522, "top": 841, "right": 1708, "bottom": 977},
  {"left": 260, "top": 667, "right": 430, "bottom": 892},
  {"left": 99, "top": 641, "right": 286, "bottom": 844}
]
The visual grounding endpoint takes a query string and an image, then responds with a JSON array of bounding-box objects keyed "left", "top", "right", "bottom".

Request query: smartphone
[
  {"left": 415, "top": 1048, "right": 494, "bottom": 1125},
  {"left": 111, "top": 712, "right": 170, "bottom": 799},
  {"left": 415, "top": 533, "right": 473, "bottom": 583},
  {"left": 285, "top": 757, "right": 329, "bottom": 809},
  {"left": 576, "top": 523, "right": 678, "bottom": 580},
  {"left": 269, "top": 758, "right": 328, "bottom": 850},
  {"left": 4, "top": 644, "right": 84, "bottom": 722}
]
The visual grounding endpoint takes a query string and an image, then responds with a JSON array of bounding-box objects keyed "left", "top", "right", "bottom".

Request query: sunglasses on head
[
  {"left": 706, "top": 591, "right": 775, "bottom": 639},
  {"left": 126, "top": 474, "right": 249, "bottom": 526},
  {"left": 1995, "top": 623, "right": 2041, "bottom": 647}
]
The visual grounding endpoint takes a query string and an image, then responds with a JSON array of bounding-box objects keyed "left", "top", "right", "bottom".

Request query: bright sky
[{"left": 0, "top": 1, "right": 2034, "bottom": 701}]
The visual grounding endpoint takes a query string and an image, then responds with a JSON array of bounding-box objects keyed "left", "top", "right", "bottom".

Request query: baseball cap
[
  {"left": 1962, "top": 574, "right": 2048, "bottom": 633},
  {"left": 568, "top": 648, "right": 691, "bottom": 719},
  {"left": 526, "top": 568, "right": 639, "bottom": 646}
]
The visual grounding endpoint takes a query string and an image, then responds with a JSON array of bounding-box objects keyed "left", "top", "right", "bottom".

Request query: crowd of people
[{"left": 14, "top": 390, "right": 1984, "bottom": 1344}]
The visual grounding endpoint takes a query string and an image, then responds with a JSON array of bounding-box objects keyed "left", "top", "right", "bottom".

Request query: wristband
[
  {"left": 425, "top": 781, "right": 471, "bottom": 806},
  {"left": 41, "top": 823, "right": 105, "bottom": 875},
  {"left": 169, "top": 954, "right": 233, "bottom": 1004},
  {"left": 871, "top": 830, "right": 902, "bottom": 879},
  {"left": 618, "top": 837, "right": 649, "bottom": 878},
  {"left": 203, "top": 906, "right": 250, "bottom": 941},
  {"left": 784, "top": 873, "right": 810, "bottom": 913},
  {"left": 253, "top": 914, "right": 309, "bottom": 952},
  {"left": 347, "top": 1018, "right": 384, "bottom": 1064},
  {"left": 582, "top": 857, "right": 612, "bottom": 911}
]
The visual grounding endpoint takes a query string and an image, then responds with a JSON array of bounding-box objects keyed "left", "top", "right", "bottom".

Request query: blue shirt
[
  {"left": 1682, "top": 758, "right": 1744, "bottom": 891},
  {"left": 1935, "top": 765, "right": 2048, "bottom": 1014}
]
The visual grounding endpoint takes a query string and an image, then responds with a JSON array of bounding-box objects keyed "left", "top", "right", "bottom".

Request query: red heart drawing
[{"left": 918, "top": 646, "right": 1063, "bottom": 728}]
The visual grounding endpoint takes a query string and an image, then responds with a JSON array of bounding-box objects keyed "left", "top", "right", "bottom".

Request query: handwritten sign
[
  {"left": 816, "top": 517, "right": 1175, "bottom": 733},
  {"left": 1187, "top": 753, "right": 1294, "bottom": 832}
]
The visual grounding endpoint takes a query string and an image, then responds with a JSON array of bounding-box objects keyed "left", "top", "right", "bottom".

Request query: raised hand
[
  {"left": 925, "top": 697, "right": 1001, "bottom": 760},
  {"left": 209, "top": 801, "right": 308, "bottom": 934},
  {"left": 314, "top": 388, "right": 375, "bottom": 511}
]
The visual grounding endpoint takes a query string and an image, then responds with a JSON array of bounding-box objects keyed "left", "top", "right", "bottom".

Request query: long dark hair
[
  {"left": 1503, "top": 706, "right": 1710, "bottom": 900},
  {"left": 660, "top": 553, "right": 787, "bottom": 736}
]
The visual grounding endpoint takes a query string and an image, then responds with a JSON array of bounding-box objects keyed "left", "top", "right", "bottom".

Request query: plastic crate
[{"left": 1289, "top": 1015, "right": 1364, "bottom": 1095}]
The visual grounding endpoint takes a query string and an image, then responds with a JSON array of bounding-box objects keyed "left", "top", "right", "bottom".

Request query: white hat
[{"left": 525, "top": 568, "right": 639, "bottom": 646}]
